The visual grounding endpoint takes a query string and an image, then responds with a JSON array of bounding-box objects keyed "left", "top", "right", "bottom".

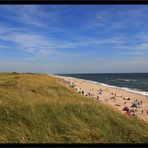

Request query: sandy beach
[{"left": 55, "top": 75, "right": 148, "bottom": 123}]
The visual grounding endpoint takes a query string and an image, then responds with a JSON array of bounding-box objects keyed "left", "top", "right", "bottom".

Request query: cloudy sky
[{"left": 0, "top": 5, "right": 148, "bottom": 74}]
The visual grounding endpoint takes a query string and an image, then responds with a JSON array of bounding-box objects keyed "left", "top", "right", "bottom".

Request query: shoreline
[
  {"left": 53, "top": 74, "right": 148, "bottom": 97},
  {"left": 52, "top": 74, "right": 148, "bottom": 122}
]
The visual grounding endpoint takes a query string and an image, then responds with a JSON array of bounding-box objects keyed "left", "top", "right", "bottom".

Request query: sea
[{"left": 57, "top": 73, "right": 148, "bottom": 96}]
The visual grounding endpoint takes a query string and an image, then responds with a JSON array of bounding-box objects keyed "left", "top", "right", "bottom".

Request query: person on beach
[
  {"left": 116, "top": 104, "right": 120, "bottom": 106},
  {"left": 99, "top": 92, "right": 102, "bottom": 95},
  {"left": 82, "top": 90, "right": 84, "bottom": 95},
  {"left": 127, "top": 98, "right": 130, "bottom": 100},
  {"left": 141, "top": 101, "right": 143, "bottom": 105}
]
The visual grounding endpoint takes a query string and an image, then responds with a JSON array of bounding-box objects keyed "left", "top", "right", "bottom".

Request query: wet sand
[{"left": 55, "top": 75, "right": 148, "bottom": 122}]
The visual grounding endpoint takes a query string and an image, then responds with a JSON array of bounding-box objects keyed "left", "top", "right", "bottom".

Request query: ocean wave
[
  {"left": 121, "top": 87, "right": 148, "bottom": 96},
  {"left": 117, "top": 78, "right": 137, "bottom": 82}
]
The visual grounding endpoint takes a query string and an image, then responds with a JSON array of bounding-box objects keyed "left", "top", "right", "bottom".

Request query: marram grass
[{"left": 0, "top": 73, "right": 148, "bottom": 143}]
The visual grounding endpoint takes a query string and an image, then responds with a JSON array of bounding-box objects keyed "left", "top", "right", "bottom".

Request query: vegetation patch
[{"left": 0, "top": 73, "right": 148, "bottom": 143}]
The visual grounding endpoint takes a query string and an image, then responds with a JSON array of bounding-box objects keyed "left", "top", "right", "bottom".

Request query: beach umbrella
[{"left": 123, "top": 106, "right": 129, "bottom": 112}]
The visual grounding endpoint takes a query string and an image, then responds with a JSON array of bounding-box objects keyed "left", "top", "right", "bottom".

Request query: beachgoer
[
  {"left": 82, "top": 90, "right": 84, "bottom": 95},
  {"left": 142, "top": 110, "right": 144, "bottom": 114},
  {"left": 99, "top": 92, "right": 102, "bottom": 95},
  {"left": 127, "top": 98, "right": 130, "bottom": 100},
  {"left": 116, "top": 104, "right": 120, "bottom": 106}
]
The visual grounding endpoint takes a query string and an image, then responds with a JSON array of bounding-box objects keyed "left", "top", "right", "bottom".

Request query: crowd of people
[
  {"left": 62, "top": 77, "right": 148, "bottom": 119},
  {"left": 63, "top": 79, "right": 94, "bottom": 97}
]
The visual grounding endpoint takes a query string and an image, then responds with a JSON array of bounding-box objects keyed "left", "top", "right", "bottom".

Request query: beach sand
[{"left": 55, "top": 75, "right": 148, "bottom": 123}]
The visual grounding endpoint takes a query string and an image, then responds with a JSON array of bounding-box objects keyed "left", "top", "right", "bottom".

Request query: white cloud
[{"left": 0, "top": 5, "right": 148, "bottom": 73}]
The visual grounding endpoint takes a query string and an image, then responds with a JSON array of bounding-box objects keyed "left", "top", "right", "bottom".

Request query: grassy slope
[{"left": 0, "top": 73, "right": 148, "bottom": 143}]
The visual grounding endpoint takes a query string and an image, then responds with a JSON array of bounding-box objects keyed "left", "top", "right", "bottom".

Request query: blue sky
[{"left": 0, "top": 5, "right": 148, "bottom": 74}]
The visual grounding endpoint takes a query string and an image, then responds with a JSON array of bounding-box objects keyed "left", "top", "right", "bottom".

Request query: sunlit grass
[{"left": 0, "top": 73, "right": 148, "bottom": 143}]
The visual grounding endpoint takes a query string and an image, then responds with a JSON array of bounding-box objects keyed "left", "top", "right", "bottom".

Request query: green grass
[{"left": 0, "top": 73, "right": 148, "bottom": 143}]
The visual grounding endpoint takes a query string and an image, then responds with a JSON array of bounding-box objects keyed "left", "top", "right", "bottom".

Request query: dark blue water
[{"left": 58, "top": 73, "right": 148, "bottom": 95}]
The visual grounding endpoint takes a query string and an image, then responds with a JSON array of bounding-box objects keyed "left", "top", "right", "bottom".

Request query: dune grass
[{"left": 0, "top": 73, "right": 148, "bottom": 143}]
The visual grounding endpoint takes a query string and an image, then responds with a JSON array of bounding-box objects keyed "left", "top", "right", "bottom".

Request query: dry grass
[{"left": 0, "top": 73, "right": 148, "bottom": 143}]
